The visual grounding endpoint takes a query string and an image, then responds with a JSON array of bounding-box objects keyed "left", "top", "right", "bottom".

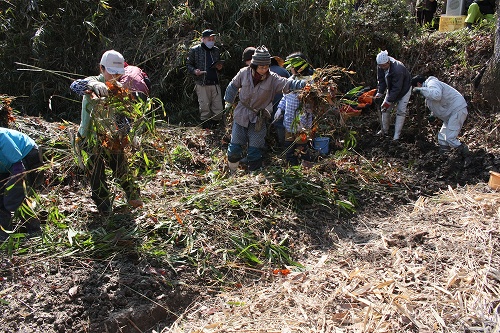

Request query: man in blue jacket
[
  {"left": 375, "top": 50, "right": 412, "bottom": 141},
  {"left": 0, "top": 127, "right": 43, "bottom": 241}
]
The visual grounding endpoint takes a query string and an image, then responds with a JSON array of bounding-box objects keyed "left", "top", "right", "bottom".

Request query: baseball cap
[
  {"left": 100, "top": 50, "right": 125, "bottom": 74},
  {"left": 202, "top": 29, "right": 216, "bottom": 38}
]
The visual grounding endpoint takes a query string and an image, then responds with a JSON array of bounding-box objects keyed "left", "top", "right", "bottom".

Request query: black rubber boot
[
  {"left": 456, "top": 143, "right": 470, "bottom": 157},
  {"left": 24, "top": 217, "right": 42, "bottom": 236},
  {"left": 0, "top": 210, "right": 12, "bottom": 242},
  {"left": 439, "top": 145, "right": 451, "bottom": 155},
  {"left": 285, "top": 142, "right": 299, "bottom": 166},
  {"left": 247, "top": 159, "right": 263, "bottom": 171}
]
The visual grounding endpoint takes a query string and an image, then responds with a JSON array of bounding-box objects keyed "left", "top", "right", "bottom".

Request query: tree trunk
[{"left": 479, "top": 5, "right": 500, "bottom": 108}]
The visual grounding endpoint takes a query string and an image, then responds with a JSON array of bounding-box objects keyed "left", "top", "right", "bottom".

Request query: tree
[{"left": 478, "top": 9, "right": 500, "bottom": 108}]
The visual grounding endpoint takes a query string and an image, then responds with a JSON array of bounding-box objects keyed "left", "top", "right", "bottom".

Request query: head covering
[
  {"left": 202, "top": 29, "right": 216, "bottom": 38},
  {"left": 271, "top": 56, "right": 285, "bottom": 67},
  {"left": 251, "top": 46, "right": 271, "bottom": 66},
  {"left": 242, "top": 47, "right": 256, "bottom": 62},
  {"left": 376, "top": 50, "right": 389, "bottom": 65},
  {"left": 100, "top": 50, "right": 125, "bottom": 74},
  {"left": 284, "top": 52, "right": 314, "bottom": 76},
  {"left": 411, "top": 75, "right": 427, "bottom": 87}
]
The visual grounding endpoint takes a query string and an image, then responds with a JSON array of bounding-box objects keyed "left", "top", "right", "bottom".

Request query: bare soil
[{"left": 1, "top": 100, "right": 499, "bottom": 333}]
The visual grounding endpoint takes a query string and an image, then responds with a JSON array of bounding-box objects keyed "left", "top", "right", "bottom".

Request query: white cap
[
  {"left": 376, "top": 50, "right": 389, "bottom": 65},
  {"left": 100, "top": 50, "right": 125, "bottom": 74}
]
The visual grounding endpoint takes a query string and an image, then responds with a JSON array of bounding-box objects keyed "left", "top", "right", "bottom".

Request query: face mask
[{"left": 204, "top": 41, "right": 215, "bottom": 49}]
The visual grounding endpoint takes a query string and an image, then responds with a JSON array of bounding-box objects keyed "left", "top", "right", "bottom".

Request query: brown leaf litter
[{"left": 165, "top": 184, "right": 499, "bottom": 333}]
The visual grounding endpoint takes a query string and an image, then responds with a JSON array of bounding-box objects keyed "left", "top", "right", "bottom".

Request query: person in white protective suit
[
  {"left": 375, "top": 50, "right": 412, "bottom": 140},
  {"left": 411, "top": 75, "right": 469, "bottom": 156}
]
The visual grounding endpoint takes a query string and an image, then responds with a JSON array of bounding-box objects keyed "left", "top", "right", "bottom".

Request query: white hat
[
  {"left": 100, "top": 50, "right": 125, "bottom": 74},
  {"left": 376, "top": 50, "right": 389, "bottom": 65}
]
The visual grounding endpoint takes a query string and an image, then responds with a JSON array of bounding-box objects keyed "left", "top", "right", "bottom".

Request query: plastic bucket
[
  {"left": 488, "top": 171, "right": 500, "bottom": 190},
  {"left": 313, "top": 137, "right": 330, "bottom": 155}
]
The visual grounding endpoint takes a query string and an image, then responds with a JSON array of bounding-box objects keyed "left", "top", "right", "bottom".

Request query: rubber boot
[
  {"left": 285, "top": 141, "right": 299, "bottom": 166},
  {"left": 24, "top": 217, "right": 42, "bottom": 236},
  {"left": 439, "top": 145, "right": 451, "bottom": 155},
  {"left": 456, "top": 143, "right": 469, "bottom": 156},
  {"left": 228, "top": 161, "right": 239, "bottom": 173},
  {"left": 377, "top": 112, "right": 390, "bottom": 136},
  {"left": 0, "top": 210, "right": 12, "bottom": 242},
  {"left": 247, "top": 159, "right": 262, "bottom": 172},
  {"left": 393, "top": 115, "right": 405, "bottom": 140}
]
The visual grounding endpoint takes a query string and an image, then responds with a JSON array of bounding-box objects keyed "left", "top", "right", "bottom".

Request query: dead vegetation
[{"left": 167, "top": 185, "right": 500, "bottom": 333}]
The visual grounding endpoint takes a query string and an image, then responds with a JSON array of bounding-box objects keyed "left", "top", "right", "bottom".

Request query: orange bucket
[{"left": 488, "top": 171, "right": 500, "bottom": 190}]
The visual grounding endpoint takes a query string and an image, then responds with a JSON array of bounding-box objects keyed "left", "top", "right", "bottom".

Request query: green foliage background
[{"left": 2, "top": 0, "right": 415, "bottom": 123}]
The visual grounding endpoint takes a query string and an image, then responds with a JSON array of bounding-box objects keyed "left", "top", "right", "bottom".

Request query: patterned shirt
[{"left": 278, "top": 92, "right": 313, "bottom": 133}]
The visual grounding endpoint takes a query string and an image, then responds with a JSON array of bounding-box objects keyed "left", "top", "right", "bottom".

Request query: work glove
[
  {"left": 374, "top": 93, "right": 383, "bottom": 99},
  {"left": 413, "top": 87, "right": 422, "bottom": 94},
  {"left": 382, "top": 101, "right": 392, "bottom": 109},
  {"left": 274, "top": 108, "right": 283, "bottom": 122},
  {"left": 87, "top": 81, "right": 108, "bottom": 97},
  {"left": 223, "top": 102, "right": 233, "bottom": 113}
]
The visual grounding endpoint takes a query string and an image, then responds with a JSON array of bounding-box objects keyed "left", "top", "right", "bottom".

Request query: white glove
[
  {"left": 274, "top": 108, "right": 283, "bottom": 121},
  {"left": 87, "top": 81, "right": 108, "bottom": 97},
  {"left": 374, "top": 92, "right": 383, "bottom": 99},
  {"left": 413, "top": 87, "right": 422, "bottom": 94}
]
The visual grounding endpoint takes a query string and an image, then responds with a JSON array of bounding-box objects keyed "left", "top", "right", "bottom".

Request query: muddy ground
[{"left": 0, "top": 98, "right": 498, "bottom": 333}]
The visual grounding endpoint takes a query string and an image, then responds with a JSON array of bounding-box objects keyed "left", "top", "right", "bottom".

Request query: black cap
[
  {"left": 242, "top": 47, "right": 256, "bottom": 62},
  {"left": 411, "top": 75, "right": 426, "bottom": 87},
  {"left": 202, "top": 29, "right": 216, "bottom": 37}
]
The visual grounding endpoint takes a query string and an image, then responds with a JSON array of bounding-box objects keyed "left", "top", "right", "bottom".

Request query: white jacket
[{"left": 418, "top": 76, "right": 467, "bottom": 121}]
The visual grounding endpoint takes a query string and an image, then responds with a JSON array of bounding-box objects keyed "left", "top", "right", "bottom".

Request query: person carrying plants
[
  {"left": 411, "top": 75, "right": 469, "bottom": 156},
  {"left": 274, "top": 52, "right": 316, "bottom": 166},
  {"left": 375, "top": 50, "right": 412, "bottom": 141},
  {"left": 224, "top": 46, "right": 307, "bottom": 172},
  {"left": 70, "top": 50, "right": 148, "bottom": 214},
  {"left": 186, "top": 29, "right": 224, "bottom": 130},
  {"left": 465, "top": 0, "right": 496, "bottom": 28},
  {"left": 0, "top": 127, "right": 44, "bottom": 241}
]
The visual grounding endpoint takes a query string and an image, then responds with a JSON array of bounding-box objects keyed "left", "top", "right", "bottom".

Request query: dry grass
[{"left": 165, "top": 185, "right": 500, "bottom": 333}]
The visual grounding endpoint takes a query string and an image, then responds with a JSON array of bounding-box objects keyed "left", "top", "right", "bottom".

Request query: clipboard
[{"left": 210, "top": 60, "right": 225, "bottom": 69}]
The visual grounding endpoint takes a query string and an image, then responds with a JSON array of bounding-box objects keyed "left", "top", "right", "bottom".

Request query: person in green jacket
[
  {"left": 70, "top": 50, "right": 148, "bottom": 214},
  {"left": 465, "top": 0, "right": 496, "bottom": 28}
]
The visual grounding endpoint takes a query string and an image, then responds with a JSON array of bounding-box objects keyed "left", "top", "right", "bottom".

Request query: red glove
[{"left": 382, "top": 101, "right": 391, "bottom": 109}]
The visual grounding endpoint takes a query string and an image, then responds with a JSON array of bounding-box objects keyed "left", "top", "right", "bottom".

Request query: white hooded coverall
[{"left": 417, "top": 76, "right": 468, "bottom": 148}]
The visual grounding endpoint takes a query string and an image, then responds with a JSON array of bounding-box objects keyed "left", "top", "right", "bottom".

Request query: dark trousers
[
  {"left": 88, "top": 145, "right": 139, "bottom": 212},
  {"left": 0, "top": 146, "right": 43, "bottom": 230}
]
